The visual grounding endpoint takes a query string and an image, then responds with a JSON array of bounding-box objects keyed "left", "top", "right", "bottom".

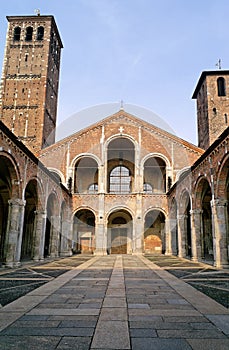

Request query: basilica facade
[{"left": 0, "top": 15, "right": 228, "bottom": 268}]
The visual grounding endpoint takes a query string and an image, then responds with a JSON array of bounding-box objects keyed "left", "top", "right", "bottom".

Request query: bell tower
[
  {"left": 0, "top": 14, "right": 63, "bottom": 155},
  {"left": 192, "top": 70, "right": 229, "bottom": 150}
]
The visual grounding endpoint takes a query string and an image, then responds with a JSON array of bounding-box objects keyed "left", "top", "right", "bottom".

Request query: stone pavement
[{"left": 0, "top": 255, "right": 229, "bottom": 350}]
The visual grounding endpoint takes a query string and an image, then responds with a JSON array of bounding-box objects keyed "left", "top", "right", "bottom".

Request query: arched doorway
[
  {"left": 0, "top": 155, "right": 19, "bottom": 264},
  {"left": 21, "top": 180, "right": 38, "bottom": 260},
  {"left": 73, "top": 209, "right": 95, "bottom": 254},
  {"left": 196, "top": 179, "right": 213, "bottom": 261},
  {"left": 44, "top": 193, "right": 57, "bottom": 258},
  {"left": 107, "top": 210, "right": 133, "bottom": 254},
  {"left": 144, "top": 210, "right": 165, "bottom": 254}
]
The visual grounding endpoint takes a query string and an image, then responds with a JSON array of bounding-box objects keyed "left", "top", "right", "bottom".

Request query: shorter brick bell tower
[{"left": 192, "top": 70, "right": 229, "bottom": 150}]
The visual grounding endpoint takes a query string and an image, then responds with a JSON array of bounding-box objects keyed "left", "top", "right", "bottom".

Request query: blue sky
[{"left": 0, "top": 0, "right": 229, "bottom": 144}]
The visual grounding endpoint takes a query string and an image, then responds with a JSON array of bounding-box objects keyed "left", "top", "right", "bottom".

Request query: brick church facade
[{"left": 0, "top": 15, "right": 228, "bottom": 268}]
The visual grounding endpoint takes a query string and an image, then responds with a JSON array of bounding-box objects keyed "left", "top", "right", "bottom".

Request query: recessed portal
[{"left": 107, "top": 210, "right": 133, "bottom": 254}]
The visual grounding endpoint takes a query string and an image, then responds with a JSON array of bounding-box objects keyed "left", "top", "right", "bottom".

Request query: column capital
[
  {"left": 177, "top": 214, "right": 188, "bottom": 220},
  {"left": 211, "top": 199, "right": 228, "bottom": 207},
  {"left": 190, "top": 209, "right": 203, "bottom": 215},
  {"left": 8, "top": 198, "right": 26, "bottom": 207}
]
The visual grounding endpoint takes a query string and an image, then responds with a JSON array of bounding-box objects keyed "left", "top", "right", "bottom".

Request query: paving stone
[
  {"left": 59, "top": 320, "right": 97, "bottom": 328},
  {"left": 129, "top": 321, "right": 194, "bottom": 330},
  {"left": 0, "top": 336, "right": 61, "bottom": 350},
  {"left": 130, "top": 328, "right": 157, "bottom": 337},
  {"left": 131, "top": 338, "right": 192, "bottom": 350},
  {"left": 128, "top": 304, "right": 150, "bottom": 309},
  {"left": 157, "top": 329, "right": 226, "bottom": 338},
  {"left": 186, "top": 339, "right": 229, "bottom": 350},
  {"left": 103, "top": 297, "right": 126, "bottom": 308},
  {"left": 1, "top": 327, "right": 94, "bottom": 337},
  {"left": 91, "top": 320, "right": 130, "bottom": 349},
  {"left": 206, "top": 315, "right": 229, "bottom": 335},
  {"left": 99, "top": 308, "right": 128, "bottom": 321},
  {"left": 56, "top": 336, "right": 92, "bottom": 350}
]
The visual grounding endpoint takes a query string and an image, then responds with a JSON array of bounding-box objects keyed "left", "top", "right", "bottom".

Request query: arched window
[
  {"left": 74, "top": 157, "right": 98, "bottom": 193},
  {"left": 88, "top": 183, "right": 98, "bottom": 194},
  {"left": 143, "top": 157, "right": 166, "bottom": 193},
  {"left": 37, "top": 26, "right": 44, "bottom": 40},
  {"left": 25, "top": 27, "right": 33, "bottom": 41},
  {"left": 143, "top": 183, "right": 153, "bottom": 193},
  {"left": 13, "top": 27, "right": 21, "bottom": 41},
  {"left": 217, "top": 77, "right": 226, "bottom": 96},
  {"left": 109, "top": 166, "right": 131, "bottom": 193}
]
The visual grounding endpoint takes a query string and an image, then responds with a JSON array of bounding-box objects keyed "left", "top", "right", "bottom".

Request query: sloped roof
[{"left": 39, "top": 109, "right": 204, "bottom": 156}]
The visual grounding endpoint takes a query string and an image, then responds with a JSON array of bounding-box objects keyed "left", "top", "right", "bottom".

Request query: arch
[
  {"left": 216, "top": 154, "right": 229, "bottom": 199},
  {"left": 143, "top": 156, "right": 166, "bottom": 193},
  {"left": 143, "top": 209, "right": 166, "bottom": 254},
  {"left": 21, "top": 179, "right": 38, "bottom": 261},
  {"left": 13, "top": 26, "right": 21, "bottom": 41},
  {"left": 107, "top": 137, "right": 135, "bottom": 193},
  {"left": 74, "top": 156, "right": 99, "bottom": 193},
  {"left": 44, "top": 192, "right": 58, "bottom": 258},
  {"left": 0, "top": 154, "right": 20, "bottom": 264},
  {"left": 195, "top": 178, "right": 213, "bottom": 261},
  {"left": 48, "top": 167, "right": 65, "bottom": 184},
  {"left": 73, "top": 209, "right": 95, "bottom": 254},
  {"left": 25, "top": 26, "right": 33, "bottom": 41},
  {"left": 107, "top": 209, "right": 133, "bottom": 254},
  {"left": 37, "top": 26, "right": 44, "bottom": 40},
  {"left": 175, "top": 167, "right": 191, "bottom": 182},
  {"left": 217, "top": 77, "right": 226, "bottom": 97},
  {"left": 141, "top": 152, "right": 171, "bottom": 168}
]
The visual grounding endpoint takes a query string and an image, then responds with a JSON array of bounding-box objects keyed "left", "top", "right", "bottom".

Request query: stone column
[
  {"left": 211, "top": 199, "right": 228, "bottom": 268},
  {"left": 177, "top": 214, "right": 186, "bottom": 258},
  {"left": 133, "top": 193, "right": 143, "bottom": 254},
  {"left": 33, "top": 210, "right": 46, "bottom": 261},
  {"left": 60, "top": 219, "right": 72, "bottom": 256},
  {"left": 190, "top": 209, "right": 202, "bottom": 262},
  {"left": 49, "top": 215, "right": 61, "bottom": 258},
  {"left": 5, "top": 198, "right": 25, "bottom": 267},
  {"left": 165, "top": 218, "right": 172, "bottom": 255},
  {"left": 94, "top": 193, "right": 107, "bottom": 255}
]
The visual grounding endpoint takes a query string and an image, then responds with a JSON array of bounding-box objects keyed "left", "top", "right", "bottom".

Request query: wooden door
[{"left": 111, "top": 228, "right": 127, "bottom": 254}]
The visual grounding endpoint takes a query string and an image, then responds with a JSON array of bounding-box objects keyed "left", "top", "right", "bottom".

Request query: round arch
[
  {"left": 73, "top": 208, "right": 96, "bottom": 254},
  {"left": 141, "top": 152, "right": 171, "bottom": 169},
  {"left": 194, "top": 177, "right": 213, "bottom": 261},
  {"left": 72, "top": 155, "right": 100, "bottom": 194},
  {"left": 107, "top": 208, "right": 133, "bottom": 254},
  {"left": 0, "top": 153, "right": 21, "bottom": 264},
  {"left": 21, "top": 179, "right": 39, "bottom": 261},
  {"left": 48, "top": 167, "right": 65, "bottom": 184},
  {"left": 44, "top": 192, "right": 59, "bottom": 258},
  {"left": 143, "top": 208, "right": 166, "bottom": 254},
  {"left": 106, "top": 137, "right": 136, "bottom": 194}
]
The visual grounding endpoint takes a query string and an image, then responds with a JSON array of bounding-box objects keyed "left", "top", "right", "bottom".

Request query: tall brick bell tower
[
  {"left": 0, "top": 14, "right": 63, "bottom": 155},
  {"left": 192, "top": 70, "right": 229, "bottom": 150}
]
